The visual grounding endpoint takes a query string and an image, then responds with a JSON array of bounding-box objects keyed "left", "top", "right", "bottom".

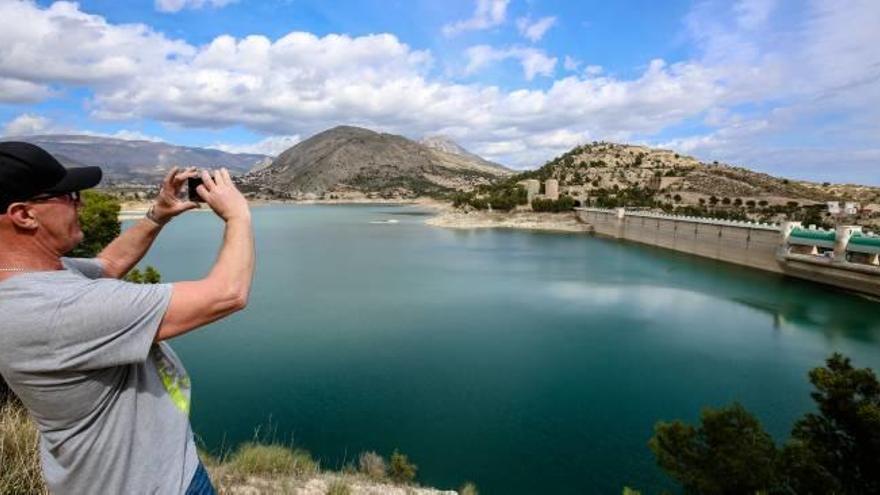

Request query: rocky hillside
[
  {"left": 419, "top": 135, "right": 506, "bottom": 171},
  {"left": 242, "top": 126, "right": 512, "bottom": 199},
  {"left": 0, "top": 134, "right": 269, "bottom": 184},
  {"left": 528, "top": 142, "right": 880, "bottom": 206}
]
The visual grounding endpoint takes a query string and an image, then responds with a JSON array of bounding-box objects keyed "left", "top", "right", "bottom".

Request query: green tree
[
  {"left": 70, "top": 190, "right": 121, "bottom": 258},
  {"left": 782, "top": 353, "right": 880, "bottom": 494},
  {"left": 143, "top": 266, "right": 161, "bottom": 284},
  {"left": 124, "top": 268, "right": 144, "bottom": 283},
  {"left": 649, "top": 354, "right": 880, "bottom": 495},
  {"left": 649, "top": 403, "right": 779, "bottom": 494}
]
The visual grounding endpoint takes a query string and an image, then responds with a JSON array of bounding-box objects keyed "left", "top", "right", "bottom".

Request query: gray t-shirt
[{"left": 0, "top": 258, "right": 199, "bottom": 494}]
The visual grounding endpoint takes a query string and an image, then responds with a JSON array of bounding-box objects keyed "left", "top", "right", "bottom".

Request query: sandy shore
[{"left": 425, "top": 210, "right": 593, "bottom": 233}]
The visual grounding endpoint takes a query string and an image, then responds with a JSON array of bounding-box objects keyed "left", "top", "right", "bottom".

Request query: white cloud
[
  {"left": 0, "top": 1, "right": 194, "bottom": 86},
  {"left": 2, "top": 113, "right": 55, "bottom": 136},
  {"left": 563, "top": 56, "right": 580, "bottom": 71},
  {"left": 465, "top": 45, "right": 557, "bottom": 80},
  {"left": 155, "top": 0, "right": 237, "bottom": 13},
  {"left": 0, "top": 78, "right": 52, "bottom": 103},
  {"left": 442, "top": 0, "right": 509, "bottom": 36},
  {"left": 733, "top": 0, "right": 777, "bottom": 29},
  {"left": 215, "top": 135, "right": 301, "bottom": 156},
  {"left": 1, "top": 0, "right": 879, "bottom": 182},
  {"left": 1, "top": 112, "right": 166, "bottom": 142},
  {"left": 516, "top": 16, "right": 557, "bottom": 42}
]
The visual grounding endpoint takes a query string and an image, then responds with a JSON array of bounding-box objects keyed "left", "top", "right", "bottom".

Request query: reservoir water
[{"left": 131, "top": 205, "right": 880, "bottom": 494}]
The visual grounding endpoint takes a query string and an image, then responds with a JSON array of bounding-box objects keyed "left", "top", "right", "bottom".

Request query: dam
[{"left": 575, "top": 207, "right": 880, "bottom": 298}]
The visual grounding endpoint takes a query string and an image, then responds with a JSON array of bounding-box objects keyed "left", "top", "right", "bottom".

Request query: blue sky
[{"left": 0, "top": 0, "right": 878, "bottom": 185}]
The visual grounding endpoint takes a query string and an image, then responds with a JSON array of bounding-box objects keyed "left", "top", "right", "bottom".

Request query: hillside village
[{"left": 455, "top": 142, "right": 880, "bottom": 229}]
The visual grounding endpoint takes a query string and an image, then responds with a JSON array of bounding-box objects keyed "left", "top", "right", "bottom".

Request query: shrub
[
  {"left": 358, "top": 451, "right": 387, "bottom": 480},
  {"left": 460, "top": 481, "right": 479, "bottom": 495},
  {"left": 327, "top": 479, "right": 352, "bottom": 495},
  {"left": 531, "top": 195, "right": 576, "bottom": 212},
  {"left": 229, "top": 443, "right": 317, "bottom": 478},
  {"left": 388, "top": 449, "right": 417, "bottom": 484}
]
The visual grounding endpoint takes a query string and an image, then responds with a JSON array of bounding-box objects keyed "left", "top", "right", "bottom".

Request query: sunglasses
[{"left": 29, "top": 191, "right": 81, "bottom": 204}]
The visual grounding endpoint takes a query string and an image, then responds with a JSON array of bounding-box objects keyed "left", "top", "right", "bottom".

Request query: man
[{"left": 0, "top": 142, "right": 255, "bottom": 494}]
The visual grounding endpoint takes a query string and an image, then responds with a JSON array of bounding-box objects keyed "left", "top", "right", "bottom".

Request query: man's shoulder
[{"left": 61, "top": 257, "right": 105, "bottom": 279}]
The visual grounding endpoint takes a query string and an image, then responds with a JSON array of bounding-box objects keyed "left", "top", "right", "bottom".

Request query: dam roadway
[{"left": 575, "top": 207, "right": 880, "bottom": 298}]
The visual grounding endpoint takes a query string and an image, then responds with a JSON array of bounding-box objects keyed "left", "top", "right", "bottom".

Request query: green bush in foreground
[
  {"left": 389, "top": 449, "right": 418, "bottom": 484},
  {"left": 649, "top": 353, "right": 880, "bottom": 494},
  {"left": 228, "top": 443, "right": 317, "bottom": 478}
]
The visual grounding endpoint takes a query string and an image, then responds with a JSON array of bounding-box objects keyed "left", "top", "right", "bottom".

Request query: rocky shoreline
[
  {"left": 119, "top": 197, "right": 591, "bottom": 235},
  {"left": 425, "top": 209, "right": 592, "bottom": 233}
]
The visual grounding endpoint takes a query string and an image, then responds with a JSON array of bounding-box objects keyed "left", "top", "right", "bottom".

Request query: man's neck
[{"left": 0, "top": 241, "right": 64, "bottom": 276}]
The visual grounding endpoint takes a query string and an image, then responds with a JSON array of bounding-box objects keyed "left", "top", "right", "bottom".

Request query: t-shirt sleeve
[
  {"left": 61, "top": 257, "right": 105, "bottom": 280},
  {"left": 50, "top": 279, "right": 173, "bottom": 371}
]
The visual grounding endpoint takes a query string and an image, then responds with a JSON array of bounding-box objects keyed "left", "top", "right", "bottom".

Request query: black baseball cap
[{"left": 0, "top": 142, "right": 102, "bottom": 212}]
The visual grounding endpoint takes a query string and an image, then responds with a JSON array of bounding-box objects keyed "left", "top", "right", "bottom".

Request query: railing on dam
[
  {"left": 575, "top": 207, "right": 782, "bottom": 231},
  {"left": 574, "top": 207, "right": 880, "bottom": 297}
]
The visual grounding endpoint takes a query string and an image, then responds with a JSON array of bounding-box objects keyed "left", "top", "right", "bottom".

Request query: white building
[
  {"left": 545, "top": 179, "right": 559, "bottom": 200},
  {"left": 827, "top": 201, "right": 841, "bottom": 215},
  {"left": 517, "top": 179, "right": 540, "bottom": 202},
  {"left": 844, "top": 202, "right": 861, "bottom": 215}
]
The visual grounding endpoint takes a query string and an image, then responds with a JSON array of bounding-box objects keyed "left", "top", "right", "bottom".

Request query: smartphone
[{"left": 188, "top": 177, "right": 205, "bottom": 202}]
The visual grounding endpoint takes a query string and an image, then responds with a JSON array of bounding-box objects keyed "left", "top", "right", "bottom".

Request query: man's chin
[{"left": 64, "top": 233, "right": 84, "bottom": 254}]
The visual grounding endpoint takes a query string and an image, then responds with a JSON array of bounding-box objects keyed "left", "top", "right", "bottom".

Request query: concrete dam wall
[{"left": 574, "top": 207, "right": 880, "bottom": 298}]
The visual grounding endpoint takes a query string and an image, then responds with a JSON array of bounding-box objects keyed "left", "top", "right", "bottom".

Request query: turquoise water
[{"left": 131, "top": 205, "right": 880, "bottom": 494}]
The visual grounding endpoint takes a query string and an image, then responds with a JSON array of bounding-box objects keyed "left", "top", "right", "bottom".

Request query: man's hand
[
  {"left": 196, "top": 168, "right": 250, "bottom": 222},
  {"left": 150, "top": 167, "right": 201, "bottom": 224}
]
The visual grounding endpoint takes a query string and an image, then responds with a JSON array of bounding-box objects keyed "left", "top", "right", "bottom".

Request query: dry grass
[
  {"left": 2, "top": 403, "right": 453, "bottom": 494},
  {"left": 0, "top": 400, "right": 47, "bottom": 495},
  {"left": 358, "top": 451, "right": 387, "bottom": 480},
  {"left": 227, "top": 443, "right": 318, "bottom": 478}
]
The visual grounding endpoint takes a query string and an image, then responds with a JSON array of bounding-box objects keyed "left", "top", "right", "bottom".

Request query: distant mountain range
[
  {"left": 241, "top": 126, "right": 511, "bottom": 199},
  {"left": 0, "top": 134, "right": 270, "bottom": 184}
]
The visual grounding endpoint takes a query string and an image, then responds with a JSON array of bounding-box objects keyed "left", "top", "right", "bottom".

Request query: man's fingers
[
  {"left": 195, "top": 184, "right": 209, "bottom": 200},
  {"left": 200, "top": 170, "right": 216, "bottom": 191},
  {"left": 179, "top": 201, "right": 200, "bottom": 212},
  {"left": 169, "top": 167, "right": 198, "bottom": 189},
  {"left": 163, "top": 167, "right": 180, "bottom": 188},
  {"left": 220, "top": 168, "right": 233, "bottom": 186},
  {"left": 213, "top": 168, "right": 229, "bottom": 187}
]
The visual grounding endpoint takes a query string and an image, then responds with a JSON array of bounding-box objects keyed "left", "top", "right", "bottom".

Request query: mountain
[
  {"left": 530, "top": 141, "right": 880, "bottom": 205},
  {"left": 419, "top": 135, "right": 507, "bottom": 171},
  {"left": 242, "top": 126, "right": 513, "bottom": 198},
  {"left": 0, "top": 134, "right": 269, "bottom": 184}
]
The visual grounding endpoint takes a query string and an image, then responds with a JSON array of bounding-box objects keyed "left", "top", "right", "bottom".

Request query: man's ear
[{"left": 6, "top": 203, "right": 39, "bottom": 231}]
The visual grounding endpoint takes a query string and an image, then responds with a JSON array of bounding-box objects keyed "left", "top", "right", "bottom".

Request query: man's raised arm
[
  {"left": 96, "top": 167, "right": 199, "bottom": 278},
  {"left": 155, "top": 168, "right": 255, "bottom": 341}
]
